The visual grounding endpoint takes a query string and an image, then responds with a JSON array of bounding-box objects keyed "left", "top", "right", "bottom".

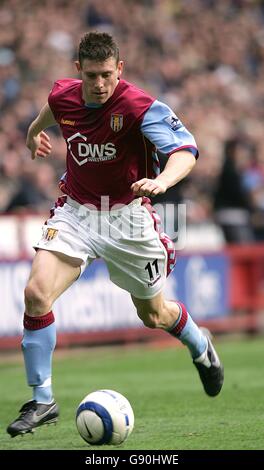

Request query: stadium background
[{"left": 0, "top": 0, "right": 264, "bottom": 451}]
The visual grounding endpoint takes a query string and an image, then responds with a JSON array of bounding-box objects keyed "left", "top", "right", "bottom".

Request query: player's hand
[
  {"left": 26, "top": 131, "right": 52, "bottom": 160},
  {"left": 131, "top": 178, "right": 167, "bottom": 196}
]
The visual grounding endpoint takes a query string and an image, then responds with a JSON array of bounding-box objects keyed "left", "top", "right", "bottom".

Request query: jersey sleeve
[
  {"left": 48, "top": 80, "right": 65, "bottom": 122},
  {"left": 140, "top": 100, "right": 198, "bottom": 158}
]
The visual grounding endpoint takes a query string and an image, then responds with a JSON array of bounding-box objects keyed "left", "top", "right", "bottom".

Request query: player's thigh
[{"left": 27, "top": 248, "right": 82, "bottom": 301}]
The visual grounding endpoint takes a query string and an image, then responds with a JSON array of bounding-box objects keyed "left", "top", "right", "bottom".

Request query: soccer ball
[{"left": 76, "top": 389, "right": 134, "bottom": 445}]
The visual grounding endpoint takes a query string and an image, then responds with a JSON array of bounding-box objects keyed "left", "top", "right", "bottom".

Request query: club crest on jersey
[
  {"left": 110, "top": 114, "right": 123, "bottom": 132},
  {"left": 44, "top": 228, "right": 58, "bottom": 241}
]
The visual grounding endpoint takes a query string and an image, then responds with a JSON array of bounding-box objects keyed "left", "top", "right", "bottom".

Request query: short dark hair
[{"left": 78, "top": 32, "right": 119, "bottom": 65}]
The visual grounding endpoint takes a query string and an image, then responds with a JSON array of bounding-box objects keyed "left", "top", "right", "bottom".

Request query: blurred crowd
[{"left": 1, "top": 0, "right": 264, "bottom": 243}]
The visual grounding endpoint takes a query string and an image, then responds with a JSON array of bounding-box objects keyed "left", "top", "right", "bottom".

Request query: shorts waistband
[{"left": 66, "top": 196, "right": 142, "bottom": 214}]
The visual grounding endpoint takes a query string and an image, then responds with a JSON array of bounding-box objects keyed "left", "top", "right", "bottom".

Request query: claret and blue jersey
[{"left": 48, "top": 78, "right": 198, "bottom": 209}]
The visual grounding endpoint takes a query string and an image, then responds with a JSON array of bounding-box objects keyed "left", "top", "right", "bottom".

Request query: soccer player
[{"left": 7, "top": 32, "right": 224, "bottom": 437}]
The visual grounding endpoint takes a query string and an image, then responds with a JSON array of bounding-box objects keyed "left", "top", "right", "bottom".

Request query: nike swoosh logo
[
  {"left": 35, "top": 404, "right": 56, "bottom": 422},
  {"left": 84, "top": 422, "right": 93, "bottom": 438}
]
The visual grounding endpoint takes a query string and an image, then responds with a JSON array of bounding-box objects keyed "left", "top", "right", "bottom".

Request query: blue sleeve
[{"left": 141, "top": 100, "right": 198, "bottom": 158}]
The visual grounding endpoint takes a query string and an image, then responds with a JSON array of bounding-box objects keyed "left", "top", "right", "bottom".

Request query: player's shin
[
  {"left": 22, "top": 311, "right": 56, "bottom": 404},
  {"left": 167, "top": 301, "right": 207, "bottom": 359}
]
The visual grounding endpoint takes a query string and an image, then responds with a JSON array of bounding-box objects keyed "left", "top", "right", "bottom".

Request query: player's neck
[{"left": 84, "top": 102, "right": 102, "bottom": 109}]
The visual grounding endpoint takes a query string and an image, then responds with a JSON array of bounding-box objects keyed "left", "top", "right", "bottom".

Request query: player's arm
[
  {"left": 26, "top": 102, "right": 57, "bottom": 160},
  {"left": 131, "top": 150, "right": 196, "bottom": 196},
  {"left": 131, "top": 100, "right": 198, "bottom": 196}
]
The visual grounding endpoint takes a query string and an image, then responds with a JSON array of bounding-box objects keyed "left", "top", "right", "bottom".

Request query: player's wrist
[{"left": 154, "top": 178, "right": 168, "bottom": 191}]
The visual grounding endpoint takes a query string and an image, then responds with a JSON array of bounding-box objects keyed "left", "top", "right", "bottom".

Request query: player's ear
[
  {"left": 75, "top": 61, "right": 81, "bottom": 72},
  {"left": 117, "top": 61, "right": 124, "bottom": 77}
]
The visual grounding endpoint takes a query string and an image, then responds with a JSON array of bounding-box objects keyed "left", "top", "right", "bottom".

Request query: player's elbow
[
  {"left": 189, "top": 152, "right": 197, "bottom": 171},
  {"left": 172, "top": 150, "right": 197, "bottom": 175},
  {"left": 182, "top": 150, "right": 197, "bottom": 168}
]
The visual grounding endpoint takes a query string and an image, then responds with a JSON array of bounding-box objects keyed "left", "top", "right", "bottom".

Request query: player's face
[{"left": 76, "top": 57, "right": 123, "bottom": 104}]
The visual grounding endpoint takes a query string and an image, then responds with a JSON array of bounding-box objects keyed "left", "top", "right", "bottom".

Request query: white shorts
[{"left": 34, "top": 196, "right": 176, "bottom": 299}]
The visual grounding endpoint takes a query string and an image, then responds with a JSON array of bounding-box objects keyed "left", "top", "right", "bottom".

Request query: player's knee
[{"left": 24, "top": 282, "right": 51, "bottom": 315}]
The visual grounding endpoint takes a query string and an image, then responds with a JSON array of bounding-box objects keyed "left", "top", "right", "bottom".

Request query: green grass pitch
[{"left": 0, "top": 336, "right": 263, "bottom": 450}]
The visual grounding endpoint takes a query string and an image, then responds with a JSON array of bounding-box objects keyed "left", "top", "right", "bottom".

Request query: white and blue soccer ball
[{"left": 76, "top": 389, "right": 134, "bottom": 445}]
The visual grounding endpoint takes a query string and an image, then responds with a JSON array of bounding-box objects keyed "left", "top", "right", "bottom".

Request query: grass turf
[{"left": 0, "top": 336, "right": 263, "bottom": 450}]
